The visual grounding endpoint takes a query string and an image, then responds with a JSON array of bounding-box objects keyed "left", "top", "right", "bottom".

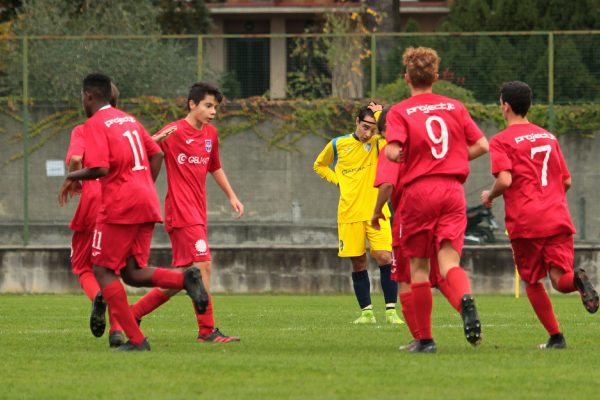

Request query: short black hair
[
  {"left": 500, "top": 81, "right": 532, "bottom": 117},
  {"left": 377, "top": 109, "right": 388, "bottom": 133},
  {"left": 82, "top": 73, "right": 112, "bottom": 103},
  {"left": 187, "top": 82, "right": 223, "bottom": 110},
  {"left": 357, "top": 106, "right": 375, "bottom": 122}
]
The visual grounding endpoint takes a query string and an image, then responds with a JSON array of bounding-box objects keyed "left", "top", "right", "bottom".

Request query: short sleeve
[
  {"left": 208, "top": 135, "right": 222, "bottom": 173},
  {"left": 83, "top": 120, "right": 109, "bottom": 169},
  {"left": 65, "top": 125, "right": 85, "bottom": 164},
  {"left": 489, "top": 136, "right": 512, "bottom": 176},
  {"left": 385, "top": 106, "right": 408, "bottom": 145},
  {"left": 462, "top": 105, "right": 484, "bottom": 146}
]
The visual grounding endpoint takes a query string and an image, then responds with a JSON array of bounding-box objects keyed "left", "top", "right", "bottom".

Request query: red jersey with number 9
[
  {"left": 489, "top": 123, "right": 575, "bottom": 239},
  {"left": 83, "top": 106, "right": 163, "bottom": 225},
  {"left": 386, "top": 93, "right": 483, "bottom": 186}
]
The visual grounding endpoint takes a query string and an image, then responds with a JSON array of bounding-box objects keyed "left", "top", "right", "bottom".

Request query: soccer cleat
[
  {"left": 108, "top": 331, "right": 126, "bottom": 348},
  {"left": 408, "top": 340, "right": 437, "bottom": 353},
  {"left": 90, "top": 292, "right": 107, "bottom": 338},
  {"left": 385, "top": 309, "right": 405, "bottom": 325},
  {"left": 183, "top": 267, "right": 209, "bottom": 314},
  {"left": 353, "top": 309, "right": 376, "bottom": 324},
  {"left": 115, "top": 338, "right": 151, "bottom": 352},
  {"left": 538, "top": 333, "right": 567, "bottom": 349},
  {"left": 399, "top": 340, "right": 418, "bottom": 352},
  {"left": 460, "top": 294, "right": 482, "bottom": 346},
  {"left": 573, "top": 268, "right": 599, "bottom": 314},
  {"left": 197, "top": 328, "right": 240, "bottom": 343}
]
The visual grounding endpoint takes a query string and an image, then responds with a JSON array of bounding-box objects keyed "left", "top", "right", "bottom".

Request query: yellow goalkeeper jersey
[{"left": 314, "top": 133, "right": 390, "bottom": 223}]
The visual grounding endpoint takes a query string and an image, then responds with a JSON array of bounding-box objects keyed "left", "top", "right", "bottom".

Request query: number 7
[{"left": 530, "top": 145, "right": 552, "bottom": 186}]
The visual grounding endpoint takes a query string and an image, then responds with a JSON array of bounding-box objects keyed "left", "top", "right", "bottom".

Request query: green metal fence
[{"left": 1, "top": 31, "right": 600, "bottom": 245}]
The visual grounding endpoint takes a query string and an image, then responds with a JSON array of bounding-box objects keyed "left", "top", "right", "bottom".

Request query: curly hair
[{"left": 402, "top": 47, "right": 440, "bottom": 88}]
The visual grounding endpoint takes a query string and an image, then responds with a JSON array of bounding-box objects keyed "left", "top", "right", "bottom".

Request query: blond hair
[{"left": 402, "top": 47, "right": 440, "bottom": 88}]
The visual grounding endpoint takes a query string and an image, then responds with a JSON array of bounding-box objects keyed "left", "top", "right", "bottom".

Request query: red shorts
[
  {"left": 400, "top": 176, "right": 466, "bottom": 258},
  {"left": 392, "top": 245, "right": 443, "bottom": 288},
  {"left": 511, "top": 233, "right": 574, "bottom": 285},
  {"left": 91, "top": 222, "right": 154, "bottom": 272},
  {"left": 168, "top": 224, "right": 211, "bottom": 267},
  {"left": 71, "top": 230, "right": 93, "bottom": 275}
]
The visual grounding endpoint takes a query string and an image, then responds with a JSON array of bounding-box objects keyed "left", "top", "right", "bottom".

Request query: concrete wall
[{"left": 1, "top": 245, "right": 599, "bottom": 294}]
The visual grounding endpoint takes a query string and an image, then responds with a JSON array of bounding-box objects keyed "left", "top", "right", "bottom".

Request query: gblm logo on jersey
[{"left": 177, "top": 153, "right": 210, "bottom": 165}]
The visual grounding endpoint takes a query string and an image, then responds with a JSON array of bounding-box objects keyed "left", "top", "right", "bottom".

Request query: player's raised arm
[{"left": 313, "top": 141, "right": 339, "bottom": 185}]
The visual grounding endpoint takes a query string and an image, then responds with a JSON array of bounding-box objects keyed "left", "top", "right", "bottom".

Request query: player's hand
[
  {"left": 152, "top": 126, "right": 177, "bottom": 143},
  {"left": 371, "top": 210, "right": 386, "bottom": 230},
  {"left": 58, "top": 178, "right": 81, "bottom": 207},
  {"left": 481, "top": 190, "right": 493, "bottom": 208},
  {"left": 230, "top": 197, "right": 244, "bottom": 219},
  {"left": 368, "top": 101, "right": 383, "bottom": 113}
]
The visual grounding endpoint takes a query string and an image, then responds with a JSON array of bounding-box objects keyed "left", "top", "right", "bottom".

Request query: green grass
[{"left": 0, "top": 293, "right": 599, "bottom": 399}]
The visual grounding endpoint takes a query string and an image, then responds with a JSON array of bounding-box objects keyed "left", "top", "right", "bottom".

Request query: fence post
[
  {"left": 370, "top": 34, "right": 376, "bottom": 97},
  {"left": 22, "top": 36, "right": 29, "bottom": 245},
  {"left": 197, "top": 35, "right": 204, "bottom": 82},
  {"left": 547, "top": 32, "right": 556, "bottom": 133}
]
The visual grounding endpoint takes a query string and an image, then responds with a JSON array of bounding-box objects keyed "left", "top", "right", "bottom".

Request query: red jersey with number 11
[
  {"left": 386, "top": 93, "right": 483, "bottom": 186},
  {"left": 489, "top": 123, "right": 575, "bottom": 239},
  {"left": 83, "top": 106, "right": 162, "bottom": 225}
]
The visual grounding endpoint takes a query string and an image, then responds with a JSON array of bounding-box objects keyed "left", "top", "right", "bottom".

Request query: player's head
[
  {"left": 82, "top": 73, "right": 112, "bottom": 117},
  {"left": 187, "top": 82, "right": 223, "bottom": 126},
  {"left": 377, "top": 109, "right": 388, "bottom": 138},
  {"left": 354, "top": 106, "right": 377, "bottom": 142},
  {"left": 109, "top": 82, "right": 120, "bottom": 108},
  {"left": 500, "top": 81, "right": 531, "bottom": 118},
  {"left": 402, "top": 47, "right": 440, "bottom": 89}
]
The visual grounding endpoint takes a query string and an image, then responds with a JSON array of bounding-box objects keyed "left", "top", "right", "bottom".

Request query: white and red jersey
[
  {"left": 489, "top": 123, "right": 575, "bottom": 239},
  {"left": 65, "top": 124, "right": 101, "bottom": 232},
  {"left": 386, "top": 93, "right": 484, "bottom": 186},
  {"left": 83, "top": 106, "right": 162, "bottom": 225},
  {"left": 374, "top": 145, "right": 403, "bottom": 246},
  {"left": 156, "top": 119, "right": 221, "bottom": 232}
]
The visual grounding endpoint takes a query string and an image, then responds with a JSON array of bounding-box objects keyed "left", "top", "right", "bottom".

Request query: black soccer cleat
[
  {"left": 183, "top": 267, "right": 209, "bottom": 314},
  {"left": 115, "top": 338, "right": 151, "bottom": 352},
  {"left": 90, "top": 292, "right": 107, "bottom": 338},
  {"left": 408, "top": 339, "right": 437, "bottom": 353},
  {"left": 573, "top": 268, "right": 599, "bottom": 314},
  {"left": 460, "top": 294, "right": 482, "bottom": 346},
  {"left": 197, "top": 328, "right": 241, "bottom": 343},
  {"left": 538, "top": 333, "right": 567, "bottom": 349},
  {"left": 108, "top": 331, "right": 126, "bottom": 348}
]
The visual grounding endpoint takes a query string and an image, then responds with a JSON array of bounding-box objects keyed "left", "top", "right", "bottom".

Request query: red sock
[
  {"left": 526, "top": 282, "right": 561, "bottom": 336},
  {"left": 196, "top": 295, "right": 215, "bottom": 337},
  {"left": 151, "top": 268, "right": 184, "bottom": 289},
  {"left": 102, "top": 280, "right": 145, "bottom": 345},
  {"left": 445, "top": 266, "right": 472, "bottom": 298},
  {"left": 78, "top": 271, "right": 100, "bottom": 301},
  {"left": 108, "top": 306, "right": 123, "bottom": 334},
  {"left": 131, "top": 288, "right": 171, "bottom": 320},
  {"left": 555, "top": 272, "right": 576, "bottom": 293},
  {"left": 411, "top": 281, "right": 433, "bottom": 340},
  {"left": 438, "top": 279, "right": 461, "bottom": 312},
  {"left": 399, "top": 292, "right": 420, "bottom": 340}
]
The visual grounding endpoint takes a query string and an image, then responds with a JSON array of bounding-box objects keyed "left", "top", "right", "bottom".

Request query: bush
[{"left": 375, "top": 78, "right": 476, "bottom": 104}]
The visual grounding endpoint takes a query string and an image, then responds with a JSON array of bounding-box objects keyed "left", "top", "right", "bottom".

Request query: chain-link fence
[{"left": 2, "top": 31, "right": 600, "bottom": 245}]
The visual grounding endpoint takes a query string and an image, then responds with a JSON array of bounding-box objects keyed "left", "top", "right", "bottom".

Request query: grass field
[{"left": 1, "top": 293, "right": 599, "bottom": 400}]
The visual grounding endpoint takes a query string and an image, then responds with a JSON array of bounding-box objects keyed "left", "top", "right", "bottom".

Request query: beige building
[{"left": 204, "top": 0, "right": 450, "bottom": 98}]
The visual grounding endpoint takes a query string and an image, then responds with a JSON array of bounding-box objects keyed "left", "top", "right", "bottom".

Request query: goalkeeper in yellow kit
[{"left": 314, "top": 103, "right": 403, "bottom": 324}]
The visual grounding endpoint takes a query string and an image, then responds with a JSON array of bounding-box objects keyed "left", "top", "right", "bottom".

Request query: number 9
[{"left": 426, "top": 116, "right": 448, "bottom": 159}]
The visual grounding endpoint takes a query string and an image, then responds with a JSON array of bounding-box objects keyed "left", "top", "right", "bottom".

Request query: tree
[{"left": 155, "top": 0, "right": 212, "bottom": 35}]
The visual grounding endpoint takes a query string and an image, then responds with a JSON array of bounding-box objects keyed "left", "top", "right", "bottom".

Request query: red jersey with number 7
[
  {"left": 83, "top": 106, "right": 163, "bottom": 225},
  {"left": 489, "top": 123, "right": 575, "bottom": 239},
  {"left": 386, "top": 93, "right": 483, "bottom": 186}
]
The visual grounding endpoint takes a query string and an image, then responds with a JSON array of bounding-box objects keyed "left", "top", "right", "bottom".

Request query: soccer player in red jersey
[
  {"left": 481, "top": 81, "right": 599, "bottom": 349},
  {"left": 372, "top": 109, "right": 462, "bottom": 351},
  {"left": 130, "top": 82, "right": 243, "bottom": 343},
  {"left": 59, "top": 83, "right": 125, "bottom": 347},
  {"left": 60, "top": 73, "right": 209, "bottom": 351},
  {"left": 385, "top": 47, "right": 489, "bottom": 352}
]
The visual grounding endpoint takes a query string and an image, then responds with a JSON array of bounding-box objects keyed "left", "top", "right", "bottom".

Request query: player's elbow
[
  {"left": 498, "top": 171, "right": 512, "bottom": 189},
  {"left": 564, "top": 177, "right": 572, "bottom": 191}
]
